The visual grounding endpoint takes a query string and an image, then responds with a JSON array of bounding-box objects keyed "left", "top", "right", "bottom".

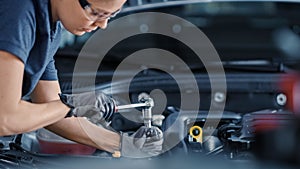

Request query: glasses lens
[
  {"left": 84, "top": 6, "right": 121, "bottom": 21},
  {"left": 83, "top": 7, "right": 100, "bottom": 21}
]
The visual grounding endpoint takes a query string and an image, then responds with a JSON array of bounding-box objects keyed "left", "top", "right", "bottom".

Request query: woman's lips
[{"left": 82, "top": 28, "right": 92, "bottom": 32}]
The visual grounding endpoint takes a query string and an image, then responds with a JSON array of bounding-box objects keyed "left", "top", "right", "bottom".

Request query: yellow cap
[{"left": 189, "top": 126, "right": 203, "bottom": 143}]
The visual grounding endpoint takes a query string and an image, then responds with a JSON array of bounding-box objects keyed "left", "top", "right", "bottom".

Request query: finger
[
  {"left": 142, "top": 145, "right": 163, "bottom": 152},
  {"left": 133, "top": 127, "right": 147, "bottom": 138},
  {"left": 143, "top": 141, "right": 163, "bottom": 149},
  {"left": 106, "top": 102, "right": 114, "bottom": 120},
  {"left": 103, "top": 103, "right": 110, "bottom": 120},
  {"left": 146, "top": 134, "right": 163, "bottom": 142}
]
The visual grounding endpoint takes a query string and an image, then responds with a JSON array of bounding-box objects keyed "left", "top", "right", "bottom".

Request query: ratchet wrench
[{"left": 115, "top": 93, "right": 154, "bottom": 129}]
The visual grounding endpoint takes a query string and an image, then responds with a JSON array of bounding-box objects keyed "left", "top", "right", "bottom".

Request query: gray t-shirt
[{"left": 0, "top": 0, "right": 62, "bottom": 98}]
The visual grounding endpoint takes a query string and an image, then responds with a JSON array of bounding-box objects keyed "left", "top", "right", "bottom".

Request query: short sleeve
[
  {"left": 40, "top": 59, "right": 58, "bottom": 81},
  {"left": 0, "top": 0, "right": 36, "bottom": 63}
]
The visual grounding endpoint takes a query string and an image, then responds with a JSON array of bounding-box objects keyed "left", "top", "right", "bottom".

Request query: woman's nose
[{"left": 94, "top": 19, "right": 109, "bottom": 29}]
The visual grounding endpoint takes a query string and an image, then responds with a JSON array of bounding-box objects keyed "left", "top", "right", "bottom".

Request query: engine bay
[
  {"left": 1, "top": 72, "right": 300, "bottom": 169},
  {"left": 1, "top": 0, "right": 300, "bottom": 168}
]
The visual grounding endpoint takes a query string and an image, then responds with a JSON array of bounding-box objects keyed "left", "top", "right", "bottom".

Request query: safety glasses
[{"left": 78, "top": 0, "right": 121, "bottom": 21}]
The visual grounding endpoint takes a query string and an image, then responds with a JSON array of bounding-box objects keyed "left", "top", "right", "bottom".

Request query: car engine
[{"left": 1, "top": 0, "right": 300, "bottom": 168}]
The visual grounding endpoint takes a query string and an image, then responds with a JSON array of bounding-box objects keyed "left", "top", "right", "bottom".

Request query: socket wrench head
[{"left": 138, "top": 93, "right": 154, "bottom": 107}]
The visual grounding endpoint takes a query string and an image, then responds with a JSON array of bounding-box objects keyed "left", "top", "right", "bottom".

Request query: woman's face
[{"left": 53, "top": 0, "right": 126, "bottom": 36}]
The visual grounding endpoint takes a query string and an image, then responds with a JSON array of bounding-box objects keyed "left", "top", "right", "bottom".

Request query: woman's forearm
[{"left": 46, "top": 117, "right": 121, "bottom": 153}]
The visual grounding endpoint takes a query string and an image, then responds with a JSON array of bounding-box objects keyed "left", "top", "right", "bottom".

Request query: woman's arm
[
  {"left": 31, "top": 77, "right": 120, "bottom": 153},
  {"left": 0, "top": 51, "right": 69, "bottom": 135}
]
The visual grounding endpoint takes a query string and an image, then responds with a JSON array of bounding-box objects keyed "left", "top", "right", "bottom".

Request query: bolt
[
  {"left": 276, "top": 93, "right": 287, "bottom": 106},
  {"left": 214, "top": 92, "right": 226, "bottom": 103}
]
